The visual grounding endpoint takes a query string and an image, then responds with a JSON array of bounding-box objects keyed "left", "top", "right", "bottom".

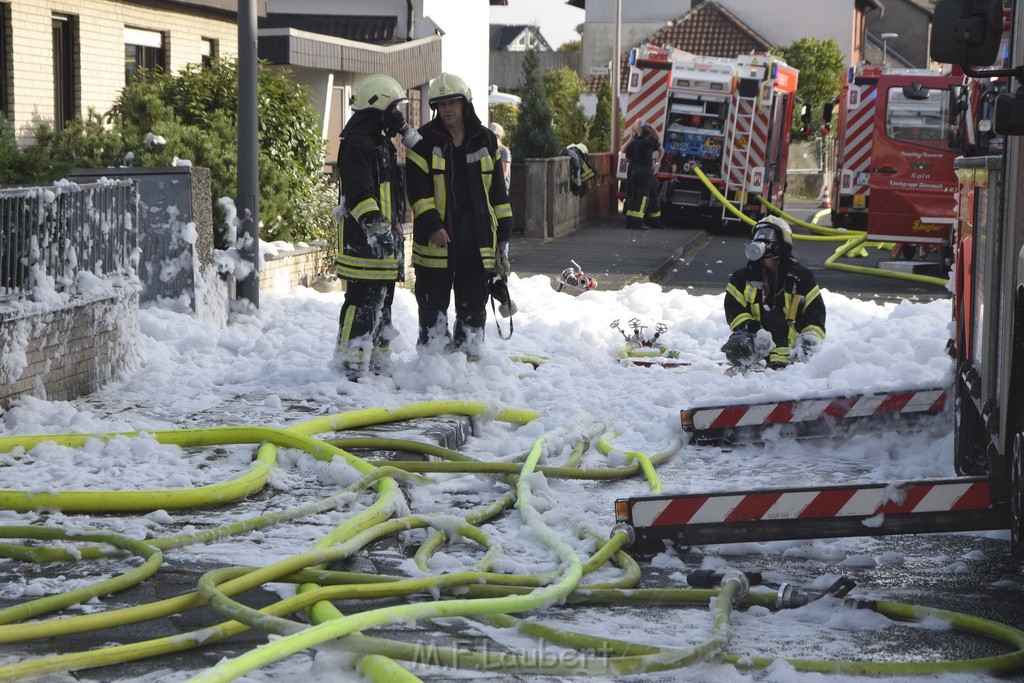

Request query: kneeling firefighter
[{"left": 722, "top": 215, "right": 826, "bottom": 369}]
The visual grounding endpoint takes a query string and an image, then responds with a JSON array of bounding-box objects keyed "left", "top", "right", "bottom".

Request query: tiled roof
[{"left": 616, "top": 1, "right": 773, "bottom": 90}]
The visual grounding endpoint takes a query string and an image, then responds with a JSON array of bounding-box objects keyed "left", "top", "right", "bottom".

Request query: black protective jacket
[
  {"left": 405, "top": 114, "right": 513, "bottom": 274},
  {"left": 724, "top": 257, "right": 826, "bottom": 366},
  {"left": 335, "top": 110, "right": 404, "bottom": 281}
]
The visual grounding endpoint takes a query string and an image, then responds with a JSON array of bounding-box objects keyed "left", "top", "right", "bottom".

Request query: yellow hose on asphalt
[
  {"left": 2, "top": 400, "right": 1023, "bottom": 681},
  {"left": 691, "top": 166, "right": 949, "bottom": 288}
]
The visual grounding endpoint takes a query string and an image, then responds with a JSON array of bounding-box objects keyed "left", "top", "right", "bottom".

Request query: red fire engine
[
  {"left": 619, "top": 45, "right": 799, "bottom": 224},
  {"left": 826, "top": 63, "right": 962, "bottom": 257},
  {"left": 614, "top": 0, "right": 1024, "bottom": 559}
]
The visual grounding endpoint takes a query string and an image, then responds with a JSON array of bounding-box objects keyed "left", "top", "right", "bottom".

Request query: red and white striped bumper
[
  {"left": 681, "top": 388, "right": 948, "bottom": 442},
  {"left": 616, "top": 477, "right": 1007, "bottom": 548}
]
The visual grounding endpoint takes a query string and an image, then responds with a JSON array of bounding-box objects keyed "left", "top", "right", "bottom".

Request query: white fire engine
[{"left": 619, "top": 45, "right": 799, "bottom": 224}]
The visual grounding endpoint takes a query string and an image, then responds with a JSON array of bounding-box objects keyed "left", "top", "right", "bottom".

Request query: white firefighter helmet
[
  {"left": 429, "top": 72, "right": 473, "bottom": 107},
  {"left": 351, "top": 74, "right": 407, "bottom": 111},
  {"left": 751, "top": 215, "right": 794, "bottom": 254}
]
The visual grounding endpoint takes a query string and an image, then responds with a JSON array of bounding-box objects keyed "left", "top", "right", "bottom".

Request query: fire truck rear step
[{"left": 681, "top": 387, "right": 948, "bottom": 444}]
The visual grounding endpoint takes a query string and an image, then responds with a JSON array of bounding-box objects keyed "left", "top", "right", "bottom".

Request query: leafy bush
[
  {"left": 17, "top": 58, "right": 331, "bottom": 249},
  {"left": 542, "top": 67, "right": 589, "bottom": 150}
]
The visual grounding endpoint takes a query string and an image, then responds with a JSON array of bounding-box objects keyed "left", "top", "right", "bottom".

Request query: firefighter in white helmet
[
  {"left": 331, "top": 73, "right": 419, "bottom": 380},
  {"left": 722, "top": 215, "right": 827, "bottom": 369},
  {"left": 405, "top": 72, "right": 515, "bottom": 356}
]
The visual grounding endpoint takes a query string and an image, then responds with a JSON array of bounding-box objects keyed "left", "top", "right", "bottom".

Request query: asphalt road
[{"left": 656, "top": 200, "right": 952, "bottom": 304}]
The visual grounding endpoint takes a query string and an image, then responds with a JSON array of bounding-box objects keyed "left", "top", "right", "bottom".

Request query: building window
[
  {"left": 201, "top": 38, "right": 217, "bottom": 69},
  {"left": 125, "top": 27, "right": 165, "bottom": 84},
  {"left": 52, "top": 14, "right": 77, "bottom": 131},
  {"left": 0, "top": 3, "right": 10, "bottom": 120}
]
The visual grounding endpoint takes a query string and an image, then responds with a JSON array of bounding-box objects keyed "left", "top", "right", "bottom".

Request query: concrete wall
[
  {"left": 520, "top": 152, "right": 614, "bottom": 239},
  {"left": 7, "top": 0, "right": 239, "bottom": 145},
  {"left": 0, "top": 287, "right": 140, "bottom": 409}
]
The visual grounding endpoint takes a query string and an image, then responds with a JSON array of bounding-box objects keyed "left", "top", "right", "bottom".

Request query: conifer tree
[
  {"left": 587, "top": 81, "right": 612, "bottom": 152},
  {"left": 511, "top": 47, "right": 560, "bottom": 159}
]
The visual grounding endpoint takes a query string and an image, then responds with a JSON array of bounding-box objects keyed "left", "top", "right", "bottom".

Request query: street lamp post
[
  {"left": 881, "top": 32, "right": 898, "bottom": 66},
  {"left": 610, "top": 0, "right": 621, "bottom": 214}
]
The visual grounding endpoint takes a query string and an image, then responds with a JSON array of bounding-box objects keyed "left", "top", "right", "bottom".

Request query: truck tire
[
  {"left": 1011, "top": 433, "right": 1024, "bottom": 559},
  {"left": 954, "top": 375, "right": 988, "bottom": 476}
]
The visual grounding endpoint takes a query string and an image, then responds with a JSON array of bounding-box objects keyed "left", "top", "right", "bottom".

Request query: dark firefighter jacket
[
  {"left": 336, "top": 112, "right": 403, "bottom": 281},
  {"left": 724, "top": 257, "right": 826, "bottom": 366},
  {"left": 405, "top": 117, "right": 514, "bottom": 273}
]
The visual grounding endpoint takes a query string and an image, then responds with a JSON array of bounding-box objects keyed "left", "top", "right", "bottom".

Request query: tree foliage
[
  {"left": 772, "top": 37, "right": 846, "bottom": 135},
  {"left": 511, "top": 48, "right": 560, "bottom": 159},
  {"left": 586, "top": 81, "right": 612, "bottom": 152},
  {"left": 489, "top": 102, "right": 520, "bottom": 146},
  {"left": 542, "top": 67, "right": 590, "bottom": 149},
  {"left": 7, "top": 57, "right": 333, "bottom": 248},
  {"left": 557, "top": 40, "right": 581, "bottom": 52}
]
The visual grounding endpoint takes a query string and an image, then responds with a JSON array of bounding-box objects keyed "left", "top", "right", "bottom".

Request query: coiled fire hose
[{"left": 0, "top": 400, "right": 1021, "bottom": 681}]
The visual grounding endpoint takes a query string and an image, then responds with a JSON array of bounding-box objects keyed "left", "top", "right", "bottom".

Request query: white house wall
[
  {"left": 422, "top": 0, "right": 490, "bottom": 125},
  {"left": 266, "top": 0, "right": 489, "bottom": 125},
  {"left": 714, "top": 0, "right": 857, "bottom": 66}
]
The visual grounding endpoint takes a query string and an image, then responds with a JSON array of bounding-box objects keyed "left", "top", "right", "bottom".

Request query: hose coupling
[
  {"left": 721, "top": 570, "right": 750, "bottom": 602},
  {"left": 777, "top": 576, "right": 857, "bottom": 609},
  {"left": 687, "top": 568, "right": 763, "bottom": 589},
  {"left": 610, "top": 523, "right": 636, "bottom": 548}
]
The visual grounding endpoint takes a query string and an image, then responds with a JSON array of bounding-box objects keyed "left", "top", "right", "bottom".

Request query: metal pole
[
  {"left": 610, "top": 0, "right": 622, "bottom": 215},
  {"left": 236, "top": 0, "right": 260, "bottom": 308}
]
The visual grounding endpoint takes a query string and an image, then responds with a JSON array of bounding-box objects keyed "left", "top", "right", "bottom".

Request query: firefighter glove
[
  {"left": 722, "top": 330, "right": 755, "bottom": 366},
  {"left": 496, "top": 253, "right": 511, "bottom": 278},
  {"left": 361, "top": 212, "right": 391, "bottom": 237},
  {"left": 794, "top": 331, "right": 823, "bottom": 362}
]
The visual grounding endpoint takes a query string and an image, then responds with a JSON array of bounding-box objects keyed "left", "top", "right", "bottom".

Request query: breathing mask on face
[{"left": 745, "top": 226, "right": 778, "bottom": 261}]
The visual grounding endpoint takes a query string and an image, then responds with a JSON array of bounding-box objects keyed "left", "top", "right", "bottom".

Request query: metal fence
[
  {"left": 788, "top": 139, "right": 826, "bottom": 173},
  {"left": 0, "top": 180, "right": 139, "bottom": 302}
]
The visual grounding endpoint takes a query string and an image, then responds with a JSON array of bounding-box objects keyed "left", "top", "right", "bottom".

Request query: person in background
[
  {"left": 623, "top": 121, "right": 663, "bottom": 230},
  {"left": 722, "top": 215, "right": 826, "bottom": 370},
  {"left": 490, "top": 122, "right": 512, "bottom": 193},
  {"left": 562, "top": 142, "right": 596, "bottom": 197},
  {"left": 405, "top": 72, "right": 514, "bottom": 357},
  {"left": 332, "top": 74, "right": 418, "bottom": 380}
]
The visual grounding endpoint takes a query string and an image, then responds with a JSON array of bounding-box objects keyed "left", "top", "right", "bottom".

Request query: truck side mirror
[
  {"left": 930, "top": 0, "right": 1003, "bottom": 66},
  {"left": 995, "top": 90, "right": 1024, "bottom": 136},
  {"left": 903, "top": 83, "right": 930, "bottom": 100}
]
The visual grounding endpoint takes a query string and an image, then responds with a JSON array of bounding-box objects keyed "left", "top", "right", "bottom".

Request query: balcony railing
[{"left": 0, "top": 180, "right": 139, "bottom": 302}]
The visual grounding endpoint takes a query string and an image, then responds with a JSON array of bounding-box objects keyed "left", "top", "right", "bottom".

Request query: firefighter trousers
[
  {"left": 625, "top": 165, "right": 661, "bottom": 227},
  {"left": 336, "top": 280, "right": 397, "bottom": 366},
  {"left": 415, "top": 215, "right": 488, "bottom": 352}
]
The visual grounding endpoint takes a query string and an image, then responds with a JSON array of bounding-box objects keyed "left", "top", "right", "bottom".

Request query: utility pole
[
  {"left": 236, "top": 0, "right": 260, "bottom": 308},
  {"left": 610, "top": 0, "right": 622, "bottom": 215}
]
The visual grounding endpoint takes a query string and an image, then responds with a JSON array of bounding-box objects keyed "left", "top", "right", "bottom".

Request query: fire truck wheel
[{"left": 1011, "top": 433, "right": 1024, "bottom": 559}]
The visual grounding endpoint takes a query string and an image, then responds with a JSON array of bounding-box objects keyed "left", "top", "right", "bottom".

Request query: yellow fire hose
[
  {"left": 0, "top": 400, "right": 1021, "bottom": 681},
  {"left": 692, "top": 167, "right": 950, "bottom": 288}
]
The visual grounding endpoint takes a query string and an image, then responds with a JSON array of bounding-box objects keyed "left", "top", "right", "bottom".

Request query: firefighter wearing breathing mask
[
  {"left": 722, "top": 215, "right": 826, "bottom": 369},
  {"left": 332, "top": 74, "right": 421, "bottom": 381}
]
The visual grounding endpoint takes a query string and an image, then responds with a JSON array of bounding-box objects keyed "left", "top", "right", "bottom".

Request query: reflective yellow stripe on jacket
[{"left": 336, "top": 252, "right": 399, "bottom": 280}]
